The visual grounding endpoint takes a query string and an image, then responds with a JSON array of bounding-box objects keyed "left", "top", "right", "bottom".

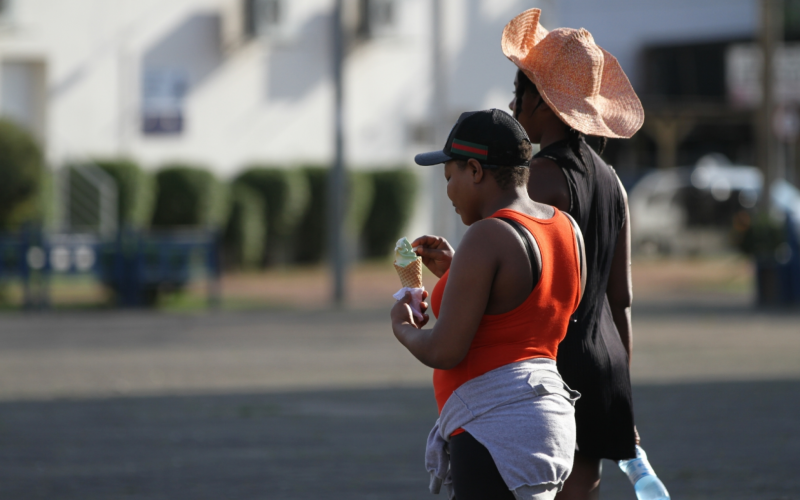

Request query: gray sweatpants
[{"left": 426, "top": 358, "right": 580, "bottom": 499}]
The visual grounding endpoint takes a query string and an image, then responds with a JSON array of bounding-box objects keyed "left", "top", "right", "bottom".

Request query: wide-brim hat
[{"left": 502, "top": 8, "right": 644, "bottom": 139}]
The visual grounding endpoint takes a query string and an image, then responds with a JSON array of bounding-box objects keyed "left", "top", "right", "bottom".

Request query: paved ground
[{"left": 0, "top": 286, "right": 798, "bottom": 498}]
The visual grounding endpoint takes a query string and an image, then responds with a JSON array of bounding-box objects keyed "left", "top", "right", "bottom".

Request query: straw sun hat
[{"left": 502, "top": 8, "right": 644, "bottom": 139}]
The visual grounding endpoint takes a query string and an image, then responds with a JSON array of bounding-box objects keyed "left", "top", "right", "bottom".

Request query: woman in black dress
[{"left": 502, "top": 9, "right": 645, "bottom": 499}]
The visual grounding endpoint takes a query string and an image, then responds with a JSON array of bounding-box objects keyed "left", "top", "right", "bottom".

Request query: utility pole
[
  {"left": 759, "top": 0, "right": 782, "bottom": 209},
  {"left": 431, "top": 0, "right": 454, "bottom": 242},
  {"left": 330, "top": 0, "right": 346, "bottom": 306},
  {"left": 432, "top": 0, "right": 445, "bottom": 144}
]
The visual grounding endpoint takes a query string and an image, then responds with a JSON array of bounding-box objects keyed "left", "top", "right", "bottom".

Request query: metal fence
[
  {"left": 0, "top": 228, "right": 220, "bottom": 308},
  {"left": 756, "top": 213, "right": 800, "bottom": 305}
]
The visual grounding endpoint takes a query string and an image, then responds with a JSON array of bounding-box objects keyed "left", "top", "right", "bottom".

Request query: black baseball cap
[{"left": 415, "top": 109, "right": 533, "bottom": 167}]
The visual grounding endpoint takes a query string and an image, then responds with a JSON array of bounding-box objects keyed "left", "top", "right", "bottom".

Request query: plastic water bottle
[{"left": 617, "top": 445, "right": 670, "bottom": 500}]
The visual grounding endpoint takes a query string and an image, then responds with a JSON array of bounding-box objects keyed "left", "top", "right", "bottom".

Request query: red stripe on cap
[{"left": 451, "top": 143, "right": 488, "bottom": 155}]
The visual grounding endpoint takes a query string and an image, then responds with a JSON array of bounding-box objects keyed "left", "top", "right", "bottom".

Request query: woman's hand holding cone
[
  {"left": 391, "top": 290, "right": 430, "bottom": 329},
  {"left": 411, "top": 235, "right": 454, "bottom": 278}
]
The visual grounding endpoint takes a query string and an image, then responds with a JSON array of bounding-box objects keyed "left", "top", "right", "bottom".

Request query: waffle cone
[{"left": 394, "top": 258, "right": 423, "bottom": 289}]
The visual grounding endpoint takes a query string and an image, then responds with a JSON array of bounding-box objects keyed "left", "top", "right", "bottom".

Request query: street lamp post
[
  {"left": 330, "top": 0, "right": 346, "bottom": 306},
  {"left": 430, "top": 0, "right": 455, "bottom": 242},
  {"left": 759, "top": 0, "right": 783, "bottom": 209}
]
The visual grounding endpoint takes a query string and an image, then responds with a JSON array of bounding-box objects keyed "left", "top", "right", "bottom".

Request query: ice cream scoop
[{"left": 394, "top": 237, "right": 418, "bottom": 268}]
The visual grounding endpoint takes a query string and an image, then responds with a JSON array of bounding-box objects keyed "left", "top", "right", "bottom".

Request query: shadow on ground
[{"left": 0, "top": 380, "right": 797, "bottom": 500}]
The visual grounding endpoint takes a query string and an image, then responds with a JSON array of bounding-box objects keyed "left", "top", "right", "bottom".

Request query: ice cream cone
[{"left": 394, "top": 258, "right": 423, "bottom": 289}]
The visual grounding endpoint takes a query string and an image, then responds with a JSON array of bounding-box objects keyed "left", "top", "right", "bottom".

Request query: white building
[
  {"left": 0, "top": 0, "right": 762, "bottom": 239},
  {"left": 557, "top": 0, "right": 757, "bottom": 89}
]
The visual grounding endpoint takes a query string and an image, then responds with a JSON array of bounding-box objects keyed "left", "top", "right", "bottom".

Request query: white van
[{"left": 628, "top": 156, "right": 800, "bottom": 255}]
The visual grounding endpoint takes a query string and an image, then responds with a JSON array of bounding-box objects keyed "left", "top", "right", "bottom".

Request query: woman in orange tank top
[{"left": 390, "top": 109, "right": 586, "bottom": 500}]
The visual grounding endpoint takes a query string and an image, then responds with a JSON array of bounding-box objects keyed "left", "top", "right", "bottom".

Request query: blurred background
[{"left": 0, "top": 0, "right": 798, "bottom": 499}]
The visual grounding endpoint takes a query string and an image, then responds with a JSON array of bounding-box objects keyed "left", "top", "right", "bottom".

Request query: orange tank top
[{"left": 430, "top": 208, "right": 581, "bottom": 415}]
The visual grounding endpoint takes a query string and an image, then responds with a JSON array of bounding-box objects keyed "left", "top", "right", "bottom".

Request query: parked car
[{"left": 628, "top": 155, "right": 800, "bottom": 255}]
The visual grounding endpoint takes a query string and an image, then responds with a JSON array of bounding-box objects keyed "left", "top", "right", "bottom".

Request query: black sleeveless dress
[{"left": 534, "top": 138, "right": 636, "bottom": 461}]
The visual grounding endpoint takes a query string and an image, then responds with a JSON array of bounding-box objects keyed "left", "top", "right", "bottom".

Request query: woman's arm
[
  {"left": 527, "top": 158, "right": 571, "bottom": 212},
  {"left": 606, "top": 177, "right": 633, "bottom": 365},
  {"left": 562, "top": 212, "right": 587, "bottom": 303},
  {"left": 391, "top": 222, "right": 501, "bottom": 369}
]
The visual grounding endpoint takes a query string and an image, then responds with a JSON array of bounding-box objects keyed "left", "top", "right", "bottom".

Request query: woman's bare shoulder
[
  {"left": 457, "top": 219, "right": 517, "bottom": 257},
  {"left": 528, "top": 157, "right": 570, "bottom": 211},
  {"left": 529, "top": 156, "right": 560, "bottom": 170}
]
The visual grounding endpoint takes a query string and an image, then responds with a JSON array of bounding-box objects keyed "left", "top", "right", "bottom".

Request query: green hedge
[
  {"left": 293, "top": 167, "right": 375, "bottom": 264},
  {"left": 0, "top": 119, "right": 45, "bottom": 230},
  {"left": 223, "top": 183, "right": 266, "bottom": 269},
  {"left": 363, "top": 169, "right": 417, "bottom": 258},
  {"left": 39, "top": 168, "right": 57, "bottom": 230},
  {"left": 93, "top": 158, "right": 156, "bottom": 229},
  {"left": 733, "top": 212, "right": 786, "bottom": 260},
  {"left": 348, "top": 172, "right": 376, "bottom": 238},
  {"left": 151, "top": 164, "right": 229, "bottom": 228},
  {"left": 235, "top": 166, "right": 310, "bottom": 265},
  {"left": 294, "top": 167, "right": 327, "bottom": 263}
]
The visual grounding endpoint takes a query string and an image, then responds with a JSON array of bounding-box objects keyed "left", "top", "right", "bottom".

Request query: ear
[
  {"left": 536, "top": 95, "right": 556, "bottom": 118},
  {"left": 467, "top": 158, "right": 484, "bottom": 183}
]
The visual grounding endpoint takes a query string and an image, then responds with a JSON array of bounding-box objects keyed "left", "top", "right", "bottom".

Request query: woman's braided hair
[{"left": 514, "top": 69, "right": 606, "bottom": 164}]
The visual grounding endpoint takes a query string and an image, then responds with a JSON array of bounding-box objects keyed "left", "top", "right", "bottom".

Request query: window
[
  {"left": 0, "top": 60, "right": 46, "bottom": 141},
  {"left": 643, "top": 41, "right": 728, "bottom": 102},
  {"left": 141, "top": 69, "right": 187, "bottom": 135},
  {"left": 358, "top": 0, "right": 396, "bottom": 38},
  {"left": 786, "top": 0, "right": 800, "bottom": 41},
  {"left": 408, "top": 121, "right": 435, "bottom": 145},
  {"left": 0, "top": 0, "right": 15, "bottom": 25},
  {"left": 245, "top": 0, "right": 283, "bottom": 38}
]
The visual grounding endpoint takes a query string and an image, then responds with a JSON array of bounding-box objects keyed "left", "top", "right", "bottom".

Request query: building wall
[
  {"left": 0, "top": 0, "right": 761, "bottom": 241},
  {"left": 556, "top": 0, "right": 757, "bottom": 89},
  {"left": 0, "top": 0, "right": 765, "bottom": 167}
]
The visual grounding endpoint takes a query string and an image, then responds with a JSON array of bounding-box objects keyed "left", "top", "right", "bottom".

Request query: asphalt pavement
[{"left": 0, "top": 303, "right": 797, "bottom": 499}]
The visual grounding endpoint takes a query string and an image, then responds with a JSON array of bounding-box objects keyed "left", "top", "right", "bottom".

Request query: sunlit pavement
[{"left": 0, "top": 301, "right": 798, "bottom": 499}]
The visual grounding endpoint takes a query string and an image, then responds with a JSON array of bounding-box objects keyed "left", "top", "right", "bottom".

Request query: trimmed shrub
[
  {"left": 363, "top": 169, "right": 418, "bottom": 258},
  {"left": 151, "top": 164, "right": 229, "bottom": 228},
  {"left": 348, "top": 171, "right": 375, "bottom": 237},
  {"left": 293, "top": 167, "right": 376, "bottom": 264},
  {"left": 733, "top": 211, "right": 786, "bottom": 260},
  {"left": 294, "top": 167, "right": 327, "bottom": 264},
  {"left": 223, "top": 183, "right": 267, "bottom": 269},
  {"left": 38, "top": 168, "right": 57, "bottom": 231},
  {"left": 235, "top": 167, "right": 310, "bottom": 265},
  {"left": 0, "top": 118, "right": 45, "bottom": 230},
  {"left": 93, "top": 158, "right": 156, "bottom": 229}
]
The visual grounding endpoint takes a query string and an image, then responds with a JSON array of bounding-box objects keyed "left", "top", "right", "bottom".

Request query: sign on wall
[{"left": 726, "top": 43, "right": 800, "bottom": 107}]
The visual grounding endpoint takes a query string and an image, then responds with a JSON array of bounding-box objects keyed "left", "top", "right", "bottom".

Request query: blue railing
[
  {"left": 0, "top": 227, "right": 221, "bottom": 308},
  {"left": 756, "top": 214, "right": 800, "bottom": 306},
  {"left": 0, "top": 228, "right": 39, "bottom": 306},
  {"left": 778, "top": 214, "right": 800, "bottom": 303}
]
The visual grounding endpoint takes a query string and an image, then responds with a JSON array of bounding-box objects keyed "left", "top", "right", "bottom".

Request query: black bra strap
[{"left": 496, "top": 217, "right": 538, "bottom": 292}]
